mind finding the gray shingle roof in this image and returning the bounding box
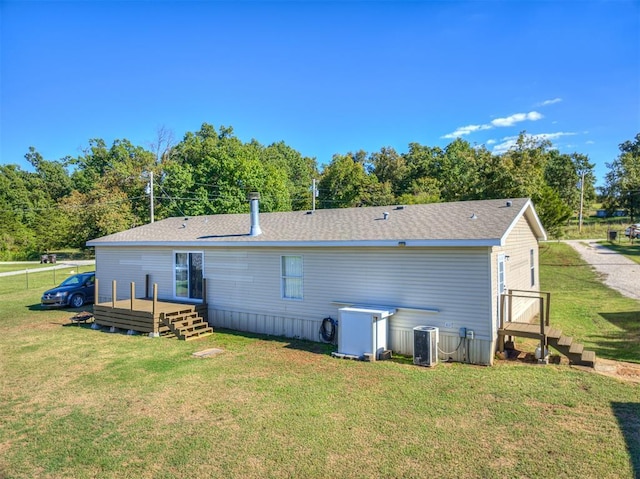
[87,198,546,248]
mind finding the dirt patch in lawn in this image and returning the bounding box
[586,358,640,384]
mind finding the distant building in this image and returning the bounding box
[595,209,627,218]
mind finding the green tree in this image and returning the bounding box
[533,185,573,238]
[602,133,640,220]
[437,139,492,201]
[318,152,393,208]
[262,141,318,211]
[369,147,407,198]
[488,132,550,199]
[24,147,74,201]
[161,123,291,217]
[544,151,595,214]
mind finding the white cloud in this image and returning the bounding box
[491,111,543,127]
[486,139,496,145]
[442,123,492,139]
[442,110,543,139]
[536,98,562,107]
[492,136,519,154]
[491,131,576,154]
[535,131,576,141]
[586,140,595,145]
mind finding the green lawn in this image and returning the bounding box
[0,247,638,479]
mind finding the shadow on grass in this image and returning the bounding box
[611,402,640,479]
[591,312,640,363]
[214,328,336,356]
[26,303,95,312]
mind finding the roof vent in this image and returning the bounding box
[506,200,512,207]
[395,205,405,210]
[248,192,262,237]
[470,213,478,220]
[383,212,389,220]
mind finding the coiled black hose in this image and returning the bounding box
[319,316,337,342]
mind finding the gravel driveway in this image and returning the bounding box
[564,240,640,301]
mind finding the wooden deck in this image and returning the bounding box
[92,278,212,339]
[94,299,209,335]
[499,321,560,341]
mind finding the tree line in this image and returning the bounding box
[1,122,637,260]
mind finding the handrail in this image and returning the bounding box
[500,289,551,332]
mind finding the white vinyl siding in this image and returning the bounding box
[281,255,303,300]
[497,215,542,325]
[206,247,493,357]
[94,247,175,302]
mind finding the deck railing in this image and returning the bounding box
[500,289,551,331]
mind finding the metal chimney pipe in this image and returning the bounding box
[248,192,262,236]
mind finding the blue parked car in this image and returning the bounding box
[41,272,95,308]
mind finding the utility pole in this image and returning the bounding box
[312,178,317,212]
[149,170,155,223]
[578,170,585,233]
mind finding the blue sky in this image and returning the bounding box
[1,1,638,186]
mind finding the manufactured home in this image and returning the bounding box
[87,197,547,365]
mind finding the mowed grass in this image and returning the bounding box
[540,242,640,363]
[0,251,639,479]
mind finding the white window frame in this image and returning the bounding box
[530,249,535,287]
[173,250,204,302]
[281,255,303,301]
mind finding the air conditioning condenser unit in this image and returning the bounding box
[413,326,439,367]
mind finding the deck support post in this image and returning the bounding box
[152,284,158,334]
[130,282,135,311]
[539,296,547,363]
[498,293,505,353]
[112,280,117,308]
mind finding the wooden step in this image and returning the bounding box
[178,326,214,340]
[166,313,199,324]
[183,329,213,341]
[580,350,596,367]
[556,336,573,347]
[546,327,563,340]
[172,318,205,329]
[568,342,584,355]
[176,323,209,334]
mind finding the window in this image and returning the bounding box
[281,256,303,300]
[530,249,535,287]
[175,252,203,300]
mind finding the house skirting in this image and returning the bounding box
[209,308,493,365]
